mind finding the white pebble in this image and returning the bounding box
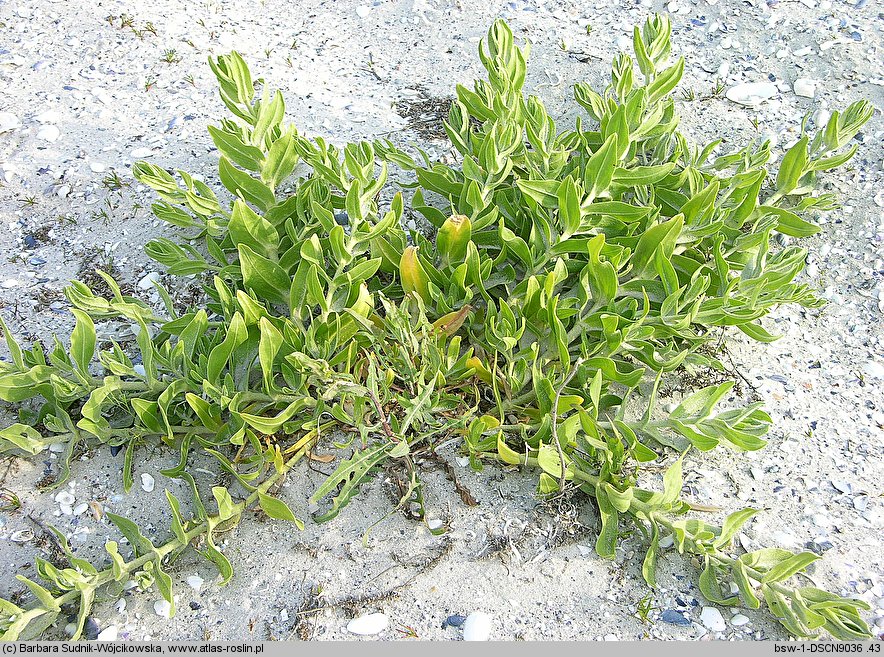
[186,575,204,591]
[55,491,75,505]
[700,606,727,632]
[346,613,389,636]
[153,600,172,618]
[279,608,289,623]
[793,78,817,98]
[462,611,492,641]
[36,125,61,142]
[355,5,371,17]
[725,82,778,108]
[130,147,154,158]
[90,162,107,173]
[96,625,118,641]
[427,518,444,530]
[140,473,156,493]
[73,503,89,516]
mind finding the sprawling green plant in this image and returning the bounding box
[0,16,874,640]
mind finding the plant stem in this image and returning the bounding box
[26,441,312,617]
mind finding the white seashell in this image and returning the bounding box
[140,473,155,492]
[725,82,778,108]
[10,529,34,542]
[731,614,750,627]
[355,6,371,17]
[73,503,89,516]
[55,491,75,505]
[462,611,492,641]
[130,147,154,158]
[154,599,172,618]
[186,575,204,591]
[700,606,726,632]
[346,613,389,636]
[96,625,118,641]
[0,112,19,133]
[137,272,161,291]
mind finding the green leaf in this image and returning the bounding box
[311,444,390,523]
[516,179,561,208]
[0,423,52,455]
[218,157,276,211]
[262,131,300,188]
[228,199,280,259]
[258,317,283,392]
[69,309,96,377]
[212,486,241,523]
[238,398,312,434]
[595,484,619,559]
[641,518,660,587]
[237,244,290,307]
[714,507,757,549]
[208,125,264,171]
[206,312,248,383]
[763,552,820,584]
[699,565,740,606]
[759,205,820,238]
[258,492,304,529]
[776,136,809,195]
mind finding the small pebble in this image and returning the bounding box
[793,78,817,98]
[661,609,691,626]
[346,612,389,636]
[140,473,156,493]
[130,147,154,158]
[355,6,371,17]
[442,614,467,629]
[84,617,100,640]
[462,611,492,641]
[36,125,61,142]
[55,491,75,505]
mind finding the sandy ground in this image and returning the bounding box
[0,0,882,642]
